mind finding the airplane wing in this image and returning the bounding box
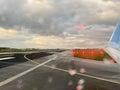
[73,22,120,64]
[105,22,120,64]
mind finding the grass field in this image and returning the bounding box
[0,48,65,53]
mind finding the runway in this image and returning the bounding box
[0,51,120,90]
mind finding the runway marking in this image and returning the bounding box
[0,55,57,87]
[112,75,120,78]
[0,54,13,57]
[43,65,120,85]
[24,54,40,65]
[0,57,15,61]
[24,52,120,85]
[84,71,120,79]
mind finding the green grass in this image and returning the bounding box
[0,49,65,53]
[0,49,41,53]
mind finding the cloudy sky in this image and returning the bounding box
[0,0,120,49]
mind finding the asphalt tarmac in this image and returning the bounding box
[0,51,120,90]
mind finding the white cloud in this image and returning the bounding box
[0,0,119,48]
[0,28,17,39]
[25,0,54,17]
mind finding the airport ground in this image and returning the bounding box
[0,51,119,90]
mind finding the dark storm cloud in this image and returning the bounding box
[0,0,64,35]
[0,0,119,48]
[0,0,119,36]
[0,0,26,28]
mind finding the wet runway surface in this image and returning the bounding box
[0,51,120,90]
